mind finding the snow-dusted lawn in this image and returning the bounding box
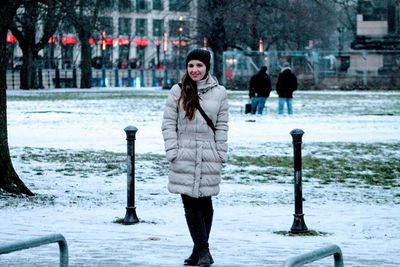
[1,88,399,266]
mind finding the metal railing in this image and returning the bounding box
[0,233,69,267]
[283,244,344,267]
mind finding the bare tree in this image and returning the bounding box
[0,0,34,195]
[9,0,62,89]
[195,0,341,80]
[60,0,100,88]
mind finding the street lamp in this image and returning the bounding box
[337,27,344,56]
[162,32,169,89]
[178,16,184,70]
[258,38,264,52]
[203,37,208,49]
[176,16,184,81]
[101,31,107,87]
[154,39,161,67]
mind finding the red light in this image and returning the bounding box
[62,36,77,45]
[6,34,17,43]
[118,37,130,45]
[135,38,149,47]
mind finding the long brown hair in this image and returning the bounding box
[179,73,199,120]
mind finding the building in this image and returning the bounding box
[350,0,400,74]
[7,0,199,70]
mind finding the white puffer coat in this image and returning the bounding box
[161,75,229,198]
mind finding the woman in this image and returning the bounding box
[162,48,229,266]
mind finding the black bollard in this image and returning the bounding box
[290,129,308,233]
[127,66,132,87]
[55,68,61,88]
[12,69,15,89]
[38,68,44,89]
[123,126,139,224]
[101,66,106,87]
[114,68,119,87]
[72,67,77,88]
[140,69,144,87]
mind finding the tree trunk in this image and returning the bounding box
[0,6,34,195]
[80,35,92,88]
[19,48,38,89]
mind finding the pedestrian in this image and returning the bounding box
[248,65,272,114]
[161,48,229,267]
[276,62,298,115]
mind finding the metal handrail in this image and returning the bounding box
[283,244,344,267]
[0,233,68,267]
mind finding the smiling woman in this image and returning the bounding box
[162,48,229,267]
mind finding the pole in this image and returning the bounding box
[114,67,119,87]
[55,66,61,88]
[72,66,77,88]
[37,68,44,89]
[290,128,308,233]
[123,126,139,224]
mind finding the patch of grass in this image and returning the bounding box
[273,230,330,236]
[12,142,400,192]
[227,142,400,188]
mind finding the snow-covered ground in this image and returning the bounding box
[1,87,400,266]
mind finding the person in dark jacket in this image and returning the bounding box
[248,66,272,114]
[276,62,298,115]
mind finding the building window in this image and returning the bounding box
[153,20,163,37]
[136,19,147,36]
[169,20,188,37]
[136,0,148,12]
[153,0,163,10]
[100,0,115,11]
[119,18,132,36]
[359,0,387,21]
[169,0,189,11]
[118,0,132,12]
[99,17,114,35]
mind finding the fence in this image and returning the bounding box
[6,67,183,90]
[222,49,400,90]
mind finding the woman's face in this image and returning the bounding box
[187,60,207,81]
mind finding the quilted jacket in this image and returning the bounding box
[161,75,229,198]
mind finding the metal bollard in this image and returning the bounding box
[123,126,139,224]
[101,66,106,87]
[12,69,15,89]
[140,69,144,87]
[72,67,77,88]
[127,66,132,87]
[114,68,119,87]
[289,129,308,233]
[55,68,61,88]
[37,68,44,89]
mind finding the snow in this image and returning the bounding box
[1,87,400,266]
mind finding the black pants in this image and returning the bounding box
[181,194,213,214]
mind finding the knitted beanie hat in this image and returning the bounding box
[185,48,211,72]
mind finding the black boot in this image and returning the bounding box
[203,209,214,265]
[183,246,198,266]
[184,212,212,267]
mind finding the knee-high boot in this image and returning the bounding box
[184,212,212,267]
[184,210,214,266]
[203,209,214,264]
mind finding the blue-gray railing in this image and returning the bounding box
[283,244,344,267]
[0,233,69,267]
